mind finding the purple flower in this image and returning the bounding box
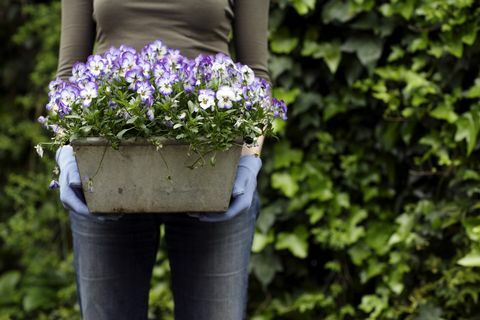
[80,82,98,107]
[37,115,46,124]
[155,77,173,96]
[194,54,214,82]
[71,62,89,80]
[119,45,137,54]
[125,67,145,89]
[135,81,154,106]
[87,55,106,77]
[108,100,118,109]
[118,51,137,76]
[141,40,167,63]
[272,98,288,120]
[58,86,79,115]
[146,108,154,121]
[49,179,60,189]
[48,78,65,97]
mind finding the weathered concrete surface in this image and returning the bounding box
[71,137,243,214]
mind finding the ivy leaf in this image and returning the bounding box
[273,141,303,169]
[23,287,56,312]
[272,87,301,105]
[252,230,274,253]
[414,304,445,320]
[457,251,480,267]
[462,217,480,242]
[466,79,480,98]
[301,40,342,73]
[430,104,458,123]
[322,0,355,24]
[275,225,309,258]
[271,172,299,197]
[271,28,299,54]
[269,56,294,79]
[250,248,283,288]
[0,271,21,305]
[291,0,316,15]
[454,111,480,155]
[341,35,383,67]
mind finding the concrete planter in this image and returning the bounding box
[70,137,243,214]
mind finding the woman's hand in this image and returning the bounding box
[55,145,90,215]
[188,155,262,222]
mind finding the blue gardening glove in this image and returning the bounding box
[55,145,90,215]
[188,155,262,222]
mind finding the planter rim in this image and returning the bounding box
[70,136,245,146]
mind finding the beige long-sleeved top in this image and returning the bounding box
[55,0,271,86]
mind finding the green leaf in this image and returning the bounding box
[271,28,299,54]
[126,116,138,124]
[322,0,355,24]
[414,304,445,320]
[430,104,458,123]
[341,35,383,66]
[455,111,480,155]
[301,40,342,73]
[306,206,325,224]
[462,22,478,46]
[291,0,316,15]
[23,287,56,312]
[275,225,309,258]
[252,230,274,253]
[272,87,301,105]
[271,172,299,197]
[0,271,21,305]
[273,141,303,169]
[116,128,131,139]
[250,248,283,287]
[457,251,480,267]
[463,217,480,242]
[466,79,480,98]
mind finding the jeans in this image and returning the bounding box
[68,189,261,320]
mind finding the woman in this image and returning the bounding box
[54,0,271,319]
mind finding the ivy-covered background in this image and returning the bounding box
[2,0,480,319]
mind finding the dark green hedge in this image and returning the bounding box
[1,0,480,319]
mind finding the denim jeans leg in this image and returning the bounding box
[68,210,160,320]
[163,189,261,320]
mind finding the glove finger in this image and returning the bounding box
[64,161,82,187]
[56,145,74,165]
[197,194,250,222]
[231,168,249,197]
[60,187,90,215]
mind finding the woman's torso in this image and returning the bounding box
[92,0,235,59]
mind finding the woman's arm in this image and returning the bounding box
[233,0,271,157]
[56,0,96,81]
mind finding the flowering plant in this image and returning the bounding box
[36,40,287,166]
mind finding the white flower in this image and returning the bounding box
[212,61,227,76]
[241,65,255,85]
[87,55,105,77]
[198,89,215,110]
[34,144,43,158]
[80,82,98,107]
[46,100,59,115]
[216,86,235,109]
[232,86,243,102]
